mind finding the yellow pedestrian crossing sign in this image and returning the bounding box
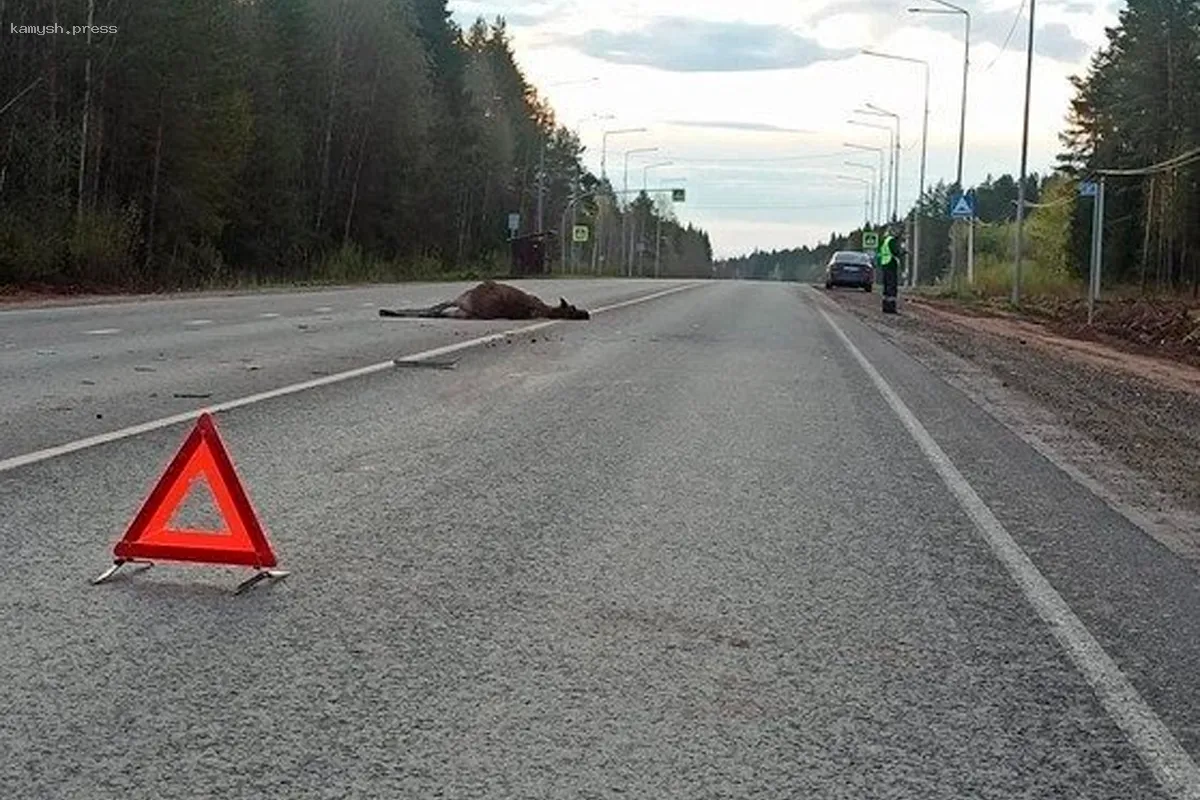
[572,225,589,243]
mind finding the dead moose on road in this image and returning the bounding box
[379,281,591,321]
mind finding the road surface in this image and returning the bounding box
[2,279,1199,798]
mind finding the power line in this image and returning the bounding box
[982,0,1027,72]
[1094,146,1200,177]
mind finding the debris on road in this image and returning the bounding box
[394,358,458,370]
[173,392,213,399]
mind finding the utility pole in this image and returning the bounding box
[536,141,546,233]
[1013,0,1036,305]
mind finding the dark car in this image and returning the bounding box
[824,251,874,292]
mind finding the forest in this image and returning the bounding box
[0,0,713,291]
[721,0,1200,297]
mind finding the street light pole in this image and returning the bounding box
[848,120,894,223]
[1013,0,1036,305]
[623,147,659,197]
[844,162,878,224]
[643,160,673,193]
[536,77,599,233]
[596,127,646,274]
[861,49,929,286]
[860,103,902,220]
[622,147,659,276]
[600,127,646,183]
[908,2,968,190]
[909,2,969,284]
[639,161,671,277]
[844,143,885,225]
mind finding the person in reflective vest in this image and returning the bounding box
[877,228,905,314]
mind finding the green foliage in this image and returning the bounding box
[1059,0,1200,292]
[0,0,711,290]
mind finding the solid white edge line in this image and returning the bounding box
[0,282,702,473]
[816,302,1200,800]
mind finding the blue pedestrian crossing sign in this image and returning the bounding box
[1079,181,1098,197]
[949,193,975,219]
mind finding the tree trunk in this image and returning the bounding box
[342,62,381,246]
[315,0,347,235]
[46,0,59,196]
[90,82,105,211]
[1140,177,1154,294]
[144,106,165,276]
[0,125,14,201]
[75,0,96,225]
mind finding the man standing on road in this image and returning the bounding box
[878,227,905,314]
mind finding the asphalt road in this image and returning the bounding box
[3,279,1200,798]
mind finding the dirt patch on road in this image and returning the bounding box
[819,286,1200,564]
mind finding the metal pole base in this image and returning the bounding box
[234,569,290,595]
[92,559,154,585]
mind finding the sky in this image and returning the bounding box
[447,0,1125,258]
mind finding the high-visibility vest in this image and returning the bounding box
[879,235,894,267]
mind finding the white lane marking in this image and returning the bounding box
[817,304,1200,800]
[361,302,375,308]
[84,328,120,335]
[314,306,333,313]
[0,282,702,473]
[259,312,281,319]
[184,319,213,327]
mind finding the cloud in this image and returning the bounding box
[827,0,1094,64]
[569,18,857,72]
[664,120,816,134]
[1035,22,1092,61]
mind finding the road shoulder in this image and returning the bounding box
[814,284,1200,568]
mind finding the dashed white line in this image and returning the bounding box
[84,328,120,335]
[184,319,213,327]
[0,282,702,474]
[817,303,1200,800]
[314,306,333,313]
[259,312,281,319]
[360,302,375,308]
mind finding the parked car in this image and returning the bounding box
[824,251,874,292]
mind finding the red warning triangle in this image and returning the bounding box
[113,413,277,568]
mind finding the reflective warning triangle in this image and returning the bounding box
[112,413,277,568]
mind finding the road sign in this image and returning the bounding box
[949,193,975,219]
[1079,181,1098,197]
[572,225,589,243]
[507,212,520,233]
[862,231,879,250]
[672,188,686,203]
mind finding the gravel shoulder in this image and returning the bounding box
[819,285,1200,566]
